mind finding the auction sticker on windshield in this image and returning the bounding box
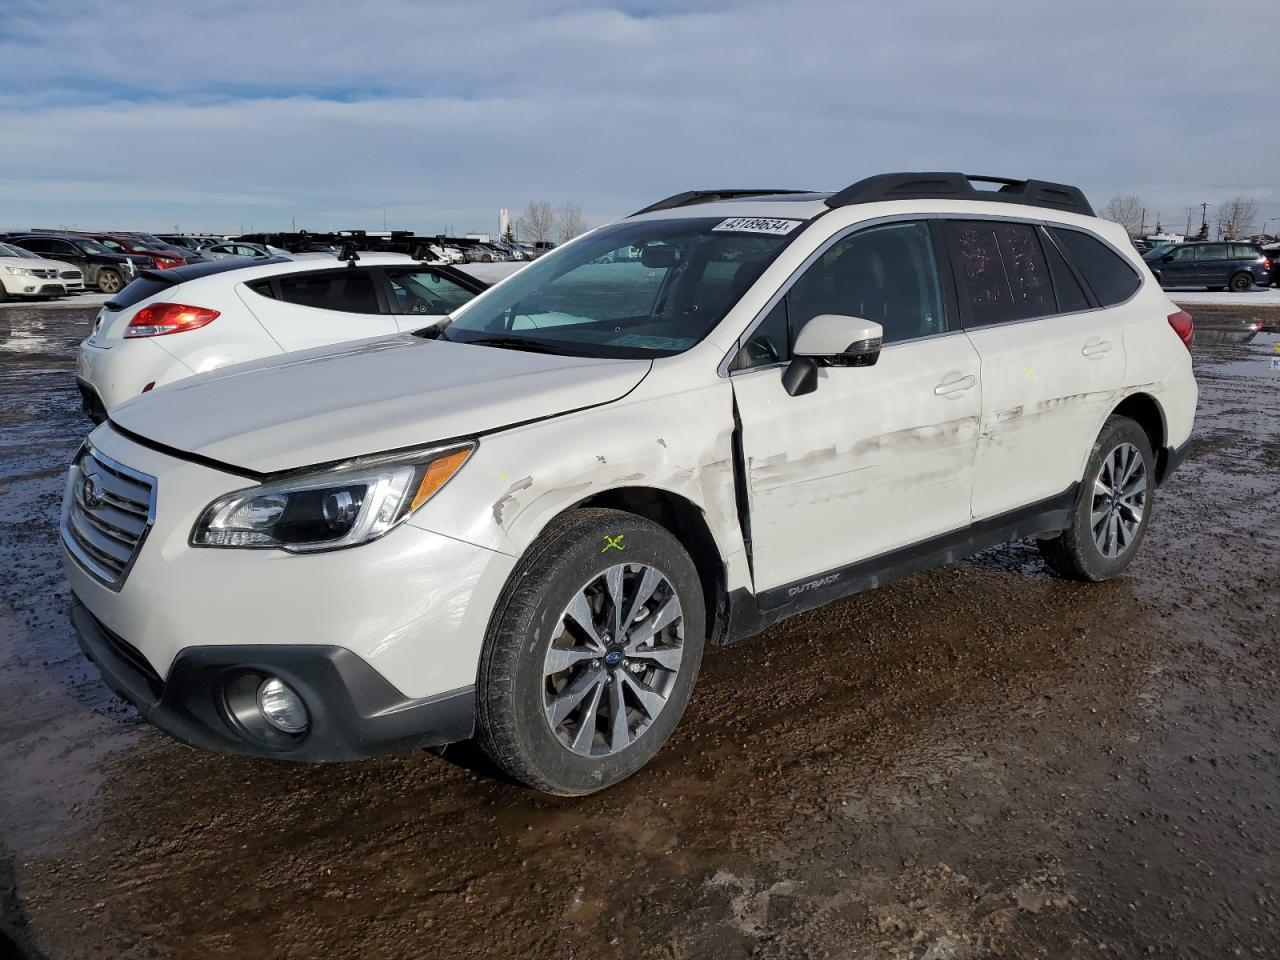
[712,217,802,236]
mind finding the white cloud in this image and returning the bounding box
[1,0,1275,233]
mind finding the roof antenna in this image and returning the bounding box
[338,241,360,267]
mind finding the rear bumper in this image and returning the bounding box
[76,378,107,424]
[71,595,475,761]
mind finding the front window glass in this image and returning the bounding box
[74,239,113,255]
[387,270,476,314]
[438,217,802,358]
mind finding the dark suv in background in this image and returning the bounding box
[3,234,142,293]
[1144,241,1271,292]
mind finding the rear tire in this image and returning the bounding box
[1228,272,1253,292]
[477,508,705,795]
[97,269,123,294]
[1039,416,1155,582]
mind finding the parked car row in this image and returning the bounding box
[64,172,1198,796]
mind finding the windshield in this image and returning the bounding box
[438,216,804,358]
[74,239,113,255]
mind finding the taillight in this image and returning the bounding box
[1167,310,1194,351]
[125,303,219,338]
[1265,258,1273,272]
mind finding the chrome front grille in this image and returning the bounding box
[32,268,57,279]
[61,445,156,588]
[61,270,82,280]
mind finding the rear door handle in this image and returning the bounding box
[1082,339,1112,358]
[934,374,976,397]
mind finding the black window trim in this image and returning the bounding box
[1043,222,1144,312]
[244,265,391,316]
[721,214,962,377]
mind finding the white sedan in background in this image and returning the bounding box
[75,253,489,420]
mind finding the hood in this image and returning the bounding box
[109,333,651,473]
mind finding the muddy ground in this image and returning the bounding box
[0,301,1276,959]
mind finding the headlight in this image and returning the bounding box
[2,266,34,277]
[191,443,473,551]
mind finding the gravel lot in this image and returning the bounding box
[1,302,1277,959]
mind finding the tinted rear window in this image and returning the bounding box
[107,276,172,311]
[1049,228,1140,306]
[1039,226,1090,313]
[944,220,1055,327]
[274,270,380,313]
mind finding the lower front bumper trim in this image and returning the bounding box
[71,595,475,761]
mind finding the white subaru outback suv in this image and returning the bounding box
[62,173,1197,795]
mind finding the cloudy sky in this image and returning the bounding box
[2,0,1276,237]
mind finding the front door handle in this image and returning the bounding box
[934,374,976,397]
[1082,339,1113,358]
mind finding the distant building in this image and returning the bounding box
[499,208,511,240]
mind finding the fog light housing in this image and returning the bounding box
[256,677,309,734]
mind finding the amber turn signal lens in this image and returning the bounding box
[410,449,472,511]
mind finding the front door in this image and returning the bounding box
[731,220,981,593]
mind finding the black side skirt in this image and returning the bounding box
[723,484,1078,643]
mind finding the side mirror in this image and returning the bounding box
[1161,254,1174,263]
[781,314,883,397]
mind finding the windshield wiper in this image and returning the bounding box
[448,334,570,355]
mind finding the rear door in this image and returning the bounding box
[1195,243,1230,286]
[381,266,486,332]
[238,267,397,350]
[948,219,1126,521]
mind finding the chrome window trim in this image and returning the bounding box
[719,214,953,377]
[719,212,1147,376]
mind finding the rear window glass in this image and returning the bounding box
[1229,244,1258,259]
[1039,228,1090,313]
[273,270,380,313]
[1049,228,1141,306]
[944,220,1055,327]
[107,276,172,310]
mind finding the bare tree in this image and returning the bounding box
[517,201,556,245]
[555,202,587,244]
[1218,196,1258,239]
[1102,194,1145,237]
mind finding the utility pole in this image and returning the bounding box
[1140,208,1146,235]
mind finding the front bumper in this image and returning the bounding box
[71,595,475,760]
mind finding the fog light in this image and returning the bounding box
[256,677,309,734]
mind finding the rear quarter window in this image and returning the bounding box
[1048,228,1141,306]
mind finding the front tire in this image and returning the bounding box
[1039,416,1156,582]
[1228,272,1253,292]
[477,508,705,795]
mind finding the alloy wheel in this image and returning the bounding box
[542,563,684,757]
[1091,442,1147,559]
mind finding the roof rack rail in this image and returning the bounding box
[825,172,1095,217]
[631,189,813,217]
